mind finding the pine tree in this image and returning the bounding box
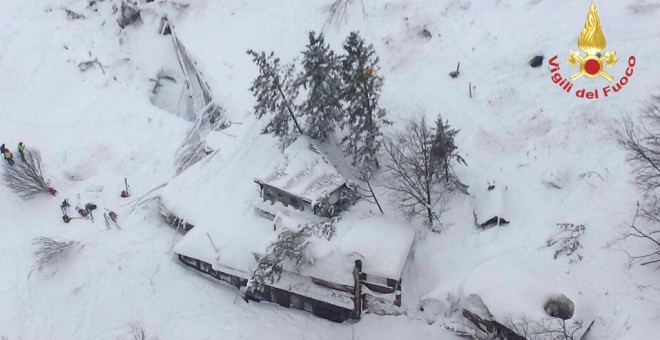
[340,32,386,178]
[430,114,467,190]
[300,32,343,142]
[247,50,303,148]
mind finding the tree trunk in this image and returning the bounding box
[274,81,303,135]
[365,180,384,214]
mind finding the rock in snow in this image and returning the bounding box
[544,294,575,320]
[529,55,544,68]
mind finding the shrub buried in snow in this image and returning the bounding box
[29,237,82,278]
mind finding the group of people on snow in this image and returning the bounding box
[1,142,26,166]
[60,198,98,223]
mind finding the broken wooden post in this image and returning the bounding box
[352,260,363,320]
[121,178,130,198]
[450,62,461,78]
[462,309,525,340]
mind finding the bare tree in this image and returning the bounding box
[615,97,660,217]
[545,223,586,264]
[129,323,147,340]
[614,96,660,266]
[383,116,446,227]
[29,237,82,278]
[3,149,50,199]
[324,0,366,29]
[505,315,583,340]
[617,202,660,266]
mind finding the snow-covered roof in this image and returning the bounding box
[300,216,416,286]
[172,211,415,285]
[254,136,347,203]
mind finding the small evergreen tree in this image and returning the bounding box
[247,50,303,148]
[247,218,338,293]
[430,114,467,191]
[340,32,386,178]
[247,228,308,293]
[300,32,343,142]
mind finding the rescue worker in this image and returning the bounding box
[61,199,71,215]
[17,142,25,162]
[3,149,14,166]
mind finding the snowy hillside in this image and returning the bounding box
[1,0,659,339]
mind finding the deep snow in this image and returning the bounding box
[1,0,659,339]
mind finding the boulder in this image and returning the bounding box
[529,55,544,68]
[544,294,575,320]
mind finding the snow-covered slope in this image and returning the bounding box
[1,0,659,339]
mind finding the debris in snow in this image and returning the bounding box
[449,62,460,78]
[116,0,142,29]
[478,216,510,229]
[149,69,177,95]
[159,202,195,232]
[542,180,562,189]
[103,213,112,230]
[543,294,575,320]
[462,309,525,340]
[464,294,493,320]
[29,237,82,278]
[627,1,660,14]
[159,16,171,35]
[78,58,105,74]
[64,8,85,20]
[545,223,585,263]
[529,55,544,68]
[418,27,432,39]
[364,294,405,316]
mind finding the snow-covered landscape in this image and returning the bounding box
[1,0,660,339]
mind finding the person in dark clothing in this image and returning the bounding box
[0,144,6,155]
[60,199,71,215]
[17,142,25,162]
[85,203,97,221]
